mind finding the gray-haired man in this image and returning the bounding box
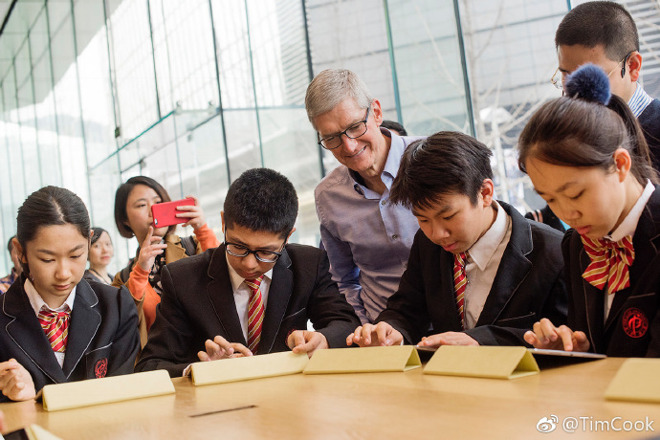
[305,69,422,324]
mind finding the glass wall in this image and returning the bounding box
[387,0,473,136]
[458,0,568,211]
[0,0,659,273]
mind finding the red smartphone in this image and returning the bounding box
[151,197,196,228]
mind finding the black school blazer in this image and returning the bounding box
[0,277,140,401]
[135,244,360,377]
[564,186,660,357]
[377,201,568,346]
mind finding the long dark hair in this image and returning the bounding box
[518,94,657,185]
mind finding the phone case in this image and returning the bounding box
[151,197,195,228]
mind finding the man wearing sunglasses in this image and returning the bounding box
[553,1,660,169]
[136,168,359,377]
[305,69,423,325]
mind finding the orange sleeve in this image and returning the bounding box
[126,264,150,301]
[193,223,220,252]
[127,264,161,330]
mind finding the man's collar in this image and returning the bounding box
[628,83,653,118]
[381,127,403,179]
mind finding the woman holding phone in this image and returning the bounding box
[113,176,219,346]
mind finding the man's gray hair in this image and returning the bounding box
[305,69,373,125]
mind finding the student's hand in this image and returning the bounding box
[417,332,479,348]
[0,359,36,401]
[176,196,206,230]
[287,330,328,356]
[137,226,167,272]
[524,318,590,352]
[346,322,403,347]
[197,336,253,362]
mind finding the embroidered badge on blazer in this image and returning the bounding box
[95,358,108,378]
[622,308,649,339]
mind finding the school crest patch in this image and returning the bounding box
[95,358,108,378]
[622,307,648,339]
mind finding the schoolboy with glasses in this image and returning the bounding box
[135,168,360,377]
[553,1,660,170]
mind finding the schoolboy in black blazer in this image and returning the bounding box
[136,169,359,377]
[378,202,567,346]
[136,243,359,377]
[349,132,567,348]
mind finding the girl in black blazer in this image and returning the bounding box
[518,64,660,357]
[0,186,139,401]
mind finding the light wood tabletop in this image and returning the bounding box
[0,357,658,439]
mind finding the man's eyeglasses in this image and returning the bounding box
[224,231,287,263]
[550,67,564,90]
[318,107,370,150]
[550,51,634,90]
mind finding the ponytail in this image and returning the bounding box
[518,64,658,184]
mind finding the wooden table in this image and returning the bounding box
[0,358,658,439]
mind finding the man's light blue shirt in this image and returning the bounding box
[629,83,653,118]
[314,128,422,323]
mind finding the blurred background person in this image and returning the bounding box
[84,227,115,285]
[380,119,408,136]
[0,236,22,294]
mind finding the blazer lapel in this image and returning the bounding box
[476,203,532,326]
[259,249,293,354]
[3,279,67,383]
[206,246,247,346]
[604,199,660,331]
[62,281,101,379]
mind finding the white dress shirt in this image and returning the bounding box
[463,201,512,329]
[182,264,275,377]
